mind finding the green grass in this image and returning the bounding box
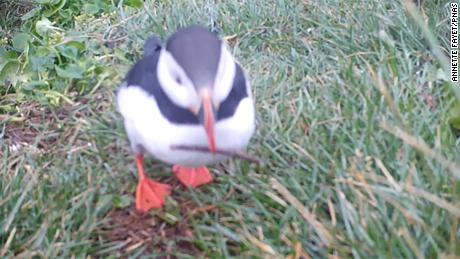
[1,0,459,257]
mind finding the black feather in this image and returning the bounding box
[125,48,199,124]
[143,35,163,57]
[217,64,248,120]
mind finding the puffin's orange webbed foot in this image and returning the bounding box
[135,154,171,212]
[172,165,213,188]
[136,177,171,212]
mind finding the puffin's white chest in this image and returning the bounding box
[117,86,255,166]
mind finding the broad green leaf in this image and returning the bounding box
[12,33,31,51]
[30,55,55,72]
[66,41,86,51]
[0,61,20,81]
[83,3,100,14]
[55,64,84,79]
[34,46,55,57]
[58,45,78,60]
[58,8,72,20]
[5,51,18,59]
[98,1,113,12]
[0,51,18,64]
[124,0,143,8]
[23,80,49,91]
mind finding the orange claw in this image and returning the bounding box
[172,165,213,188]
[135,154,171,212]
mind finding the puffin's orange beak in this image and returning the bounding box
[200,90,216,153]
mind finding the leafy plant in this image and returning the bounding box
[0,0,140,103]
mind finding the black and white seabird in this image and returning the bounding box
[117,26,255,212]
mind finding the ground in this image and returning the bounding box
[1,0,459,258]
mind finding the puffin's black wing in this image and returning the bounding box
[217,64,249,120]
[166,26,221,89]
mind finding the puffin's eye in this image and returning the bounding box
[175,77,182,85]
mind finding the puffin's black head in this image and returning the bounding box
[166,26,221,92]
[156,25,237,153]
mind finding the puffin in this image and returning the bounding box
[117,25,255,212]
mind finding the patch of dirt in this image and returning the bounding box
[0,1,34,33]
[98,188,217,258]
[1,101,89,155]
[2,103,41,143]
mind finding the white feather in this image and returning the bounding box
[213,44,236,104]
[157,50,198,109]
[117,85,255,166]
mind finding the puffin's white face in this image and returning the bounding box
[157,49,199,110]
[156,43,236,113]
[156,40,237,152]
